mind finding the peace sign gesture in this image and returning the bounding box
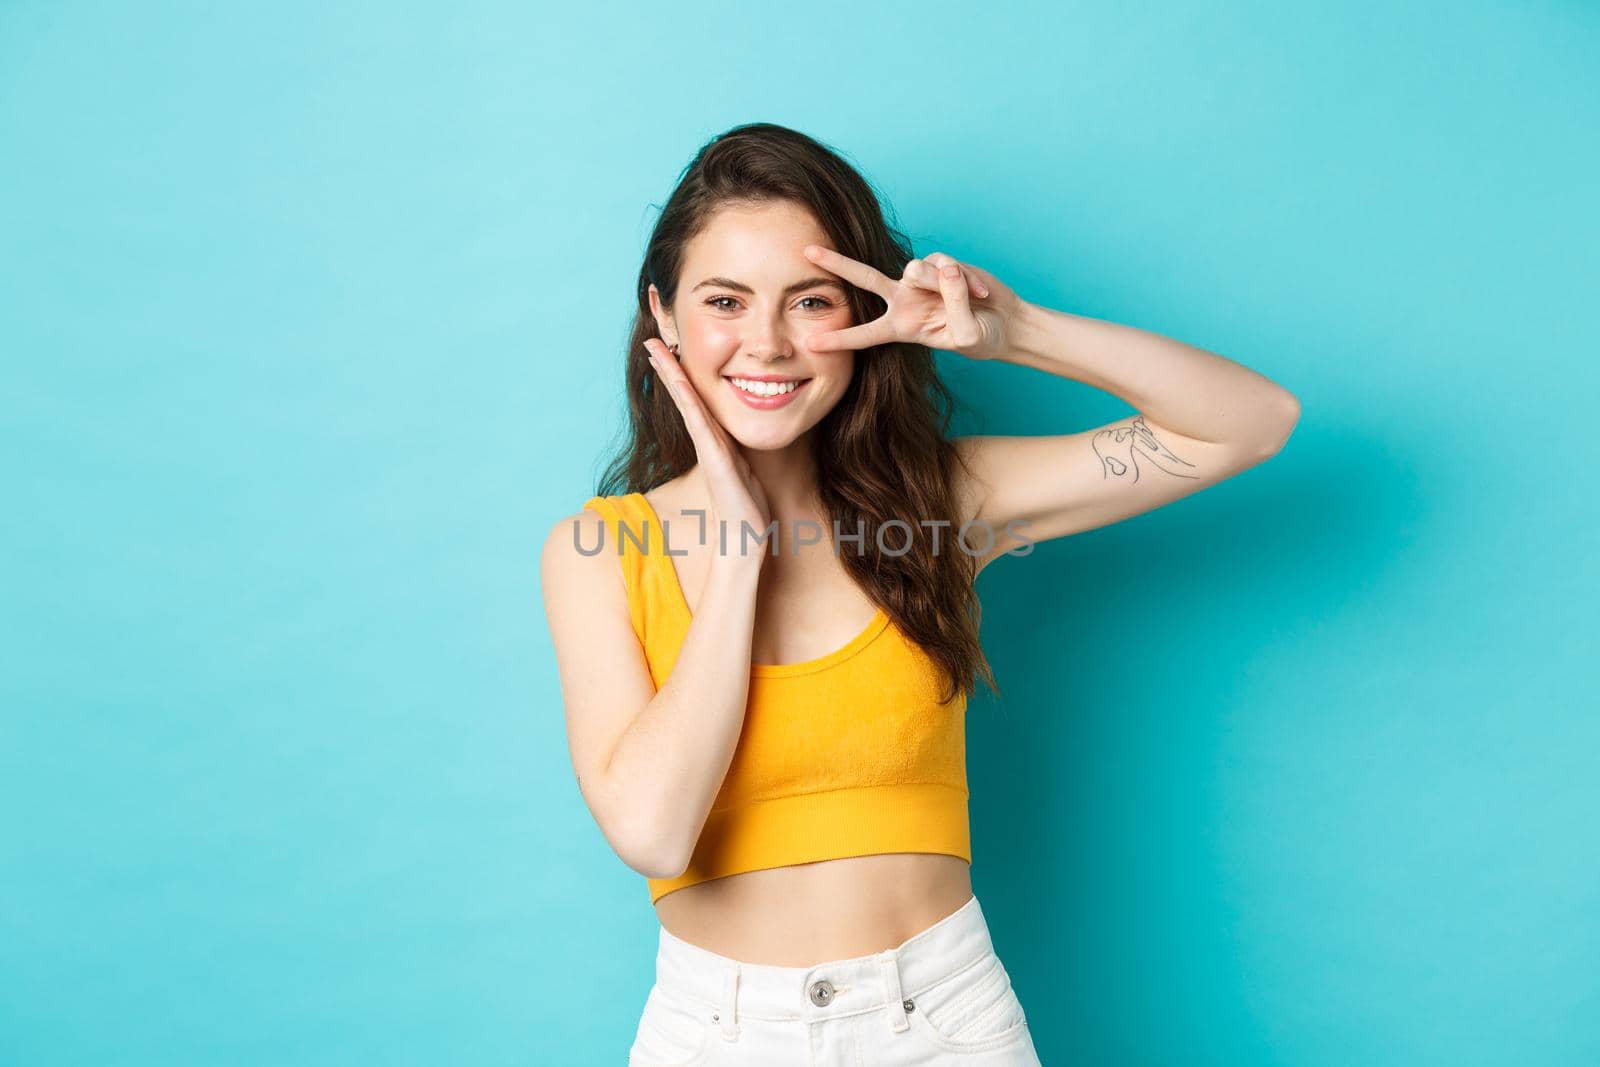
[801,244,1020,361]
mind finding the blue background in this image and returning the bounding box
[3,2,1596,1064]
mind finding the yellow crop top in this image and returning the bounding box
[582,492,971,904]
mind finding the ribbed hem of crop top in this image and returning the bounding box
[647,782,971,904]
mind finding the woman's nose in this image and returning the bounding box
[741,306,798,360]
[745,329,794,361]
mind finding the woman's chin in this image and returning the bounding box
[729,430,801,452]
[721,418,808,453]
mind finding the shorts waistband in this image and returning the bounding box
[652,894,993,1031]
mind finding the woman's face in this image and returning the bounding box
[648,200,857,452]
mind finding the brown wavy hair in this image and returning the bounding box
[595,121,997,704]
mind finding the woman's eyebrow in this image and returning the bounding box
[690,275,846,296]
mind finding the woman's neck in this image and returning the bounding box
[700,438,822,522]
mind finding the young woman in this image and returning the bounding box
[542,123,1299,1065]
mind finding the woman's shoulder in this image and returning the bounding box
[541,501,609,574]
[552,477,692,559]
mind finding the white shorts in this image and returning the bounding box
[628,893,1042,1065]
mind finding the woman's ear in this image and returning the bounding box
[646,284,678,348]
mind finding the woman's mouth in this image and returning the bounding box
[725,376,812,410]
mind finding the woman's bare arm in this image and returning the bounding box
[542,506,764,880]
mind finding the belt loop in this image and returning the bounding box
[718,961,740,1041]
[879,952,910,1033]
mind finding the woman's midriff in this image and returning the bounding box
[652,853,975,966]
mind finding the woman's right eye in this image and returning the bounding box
[706,296,739,310]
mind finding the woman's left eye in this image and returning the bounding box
[797,296,834,311]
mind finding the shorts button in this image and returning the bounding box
[809,979,835,1006]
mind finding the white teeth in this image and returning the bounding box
[729,377,803,397]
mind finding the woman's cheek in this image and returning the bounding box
[692,321,740,351]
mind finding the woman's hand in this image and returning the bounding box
[801,244,1023,362]
[643,338,773,566]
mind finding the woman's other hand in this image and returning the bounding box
[643,338,773,567]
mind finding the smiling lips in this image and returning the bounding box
[725,375,813,409]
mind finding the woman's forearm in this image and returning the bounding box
[601,552,764,880]
[1005,300,1300,450]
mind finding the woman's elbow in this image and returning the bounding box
[607,814,690,882]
